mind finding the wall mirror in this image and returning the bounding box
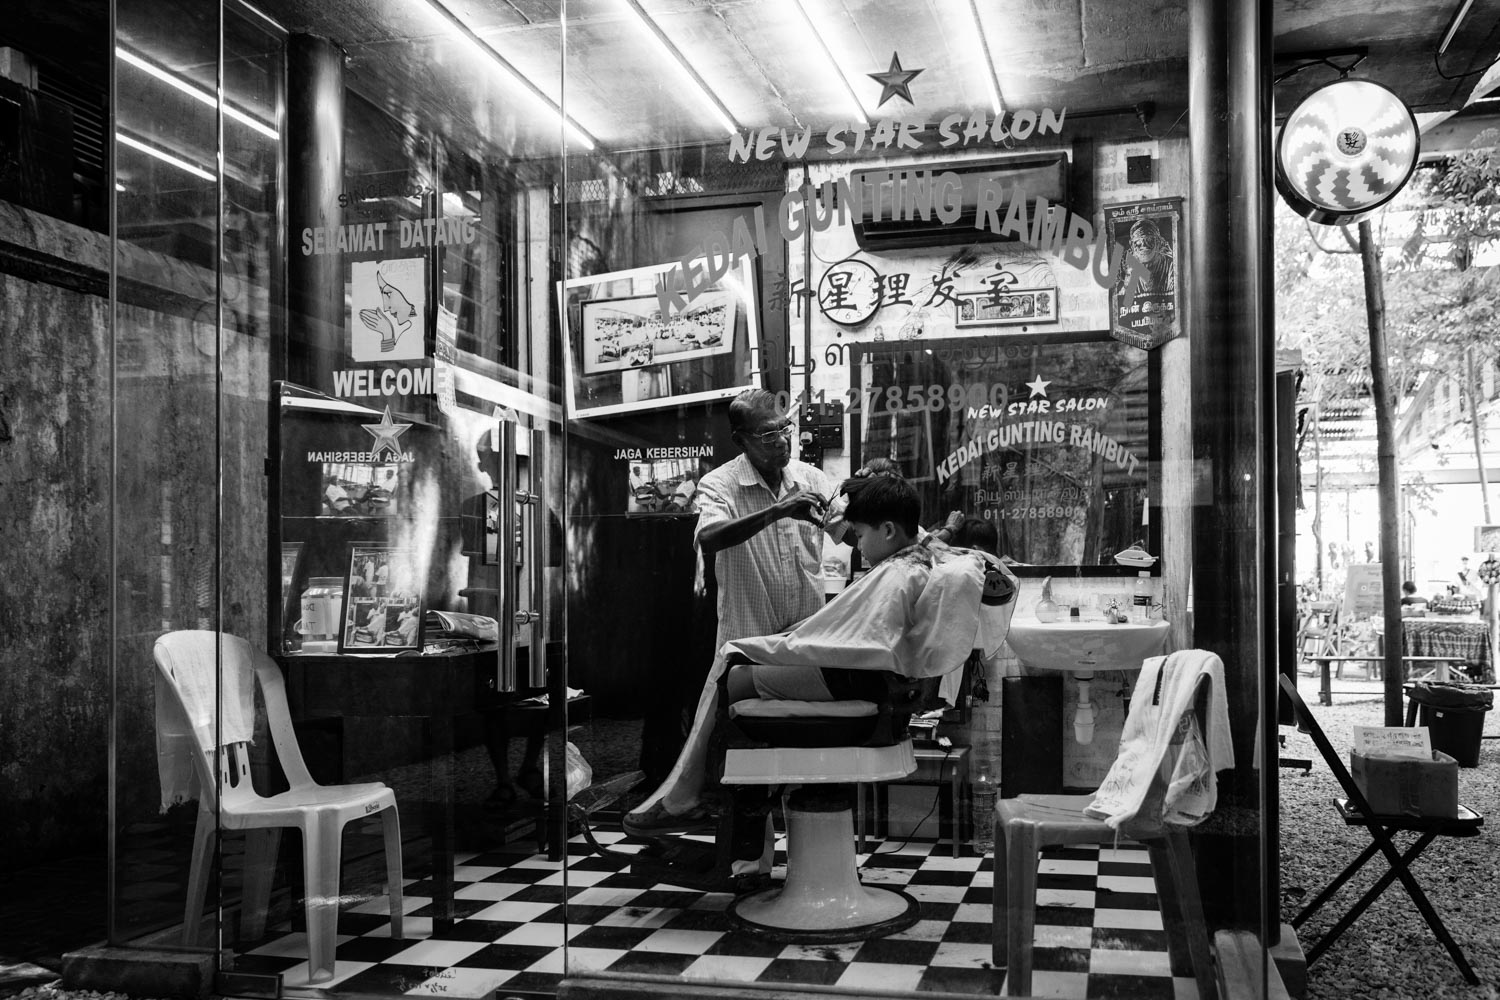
[850,332,1160,575]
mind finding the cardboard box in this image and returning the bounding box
[1351,750,1458,818]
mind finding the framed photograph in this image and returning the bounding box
[1104,198,1183,350]
[954,287,1058,328]
[559,257,761,418]
[581,290,736,375]
[338,544,424,654]
[349,256,427,363]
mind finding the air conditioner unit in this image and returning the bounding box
[848,152,1071,252]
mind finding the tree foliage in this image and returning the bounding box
[1277,133,1500,429]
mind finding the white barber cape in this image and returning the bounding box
[728,542,1015,688]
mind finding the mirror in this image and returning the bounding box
[851,332,1159,575]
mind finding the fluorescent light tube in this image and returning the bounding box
[117,131,215,181]
[621,0,739,136]
[421,0,598,150]
[967,0,1005,115]
[790,0,869,121]
[116,47,278,139]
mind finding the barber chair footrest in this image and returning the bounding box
[726,787,920,943]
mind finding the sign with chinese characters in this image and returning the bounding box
[850,333,1158,574]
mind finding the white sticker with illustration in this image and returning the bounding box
[351,257,425,362]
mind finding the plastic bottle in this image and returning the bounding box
[971,757,998,854]
[1133,571,1153,610]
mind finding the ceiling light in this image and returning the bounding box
[116,47,278,139]
[117,131,215,181]
[1439,0,1476,56]
[621,0,739,136]
[790,0,869,121]
[419,0,597,150]
[967,0,1004,116]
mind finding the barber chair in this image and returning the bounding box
[711,655,940,942]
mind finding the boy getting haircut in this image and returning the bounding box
[841,473,920,537]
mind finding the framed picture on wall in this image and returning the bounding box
[1104,198,1183,350]
[954,287,1058,328]
[339,544,424,654]
[559,257,762,418]
[348,256,428,363]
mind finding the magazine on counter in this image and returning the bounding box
[423,610,500,649]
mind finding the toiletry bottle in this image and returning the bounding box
[1133,571,1152,610]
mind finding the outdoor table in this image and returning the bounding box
[1401,617,1491,683]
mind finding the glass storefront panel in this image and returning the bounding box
[556,3,1269,999]
[112,0,281,949]
[110,1,1274,998]
[112,0,573,995]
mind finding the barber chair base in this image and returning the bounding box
[727,788,920,943]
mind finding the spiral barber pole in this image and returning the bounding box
[1275,79,1420,225]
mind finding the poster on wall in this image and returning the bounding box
[850,332,1159,574]
[350,256,427,362]
[339,544,424,653]
[559,258,761,418]
[1342,563,1383,620]
[1104,198,1182,351]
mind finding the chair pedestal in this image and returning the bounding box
[728,786,918,943]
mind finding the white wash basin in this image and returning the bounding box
[1006,619,1170,673]
[1005,619,1170,744]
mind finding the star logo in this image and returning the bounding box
[1025,376,1052,398]
[867,52,923,107]
[362,405,413,461]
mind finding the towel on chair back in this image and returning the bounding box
[1084,649,1234,830]
[154,631,258,812]
[727,543,1011,683]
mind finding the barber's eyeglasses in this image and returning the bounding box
[746,423,794,445]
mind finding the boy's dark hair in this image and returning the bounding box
[1402,580,1418,595]
[951,517,999,556]
[842,474,920,537]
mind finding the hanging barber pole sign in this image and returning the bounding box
[1275,79,1420,225]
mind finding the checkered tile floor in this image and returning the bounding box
[231,831,1198,999]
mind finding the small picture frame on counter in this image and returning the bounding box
[339,544,424,654]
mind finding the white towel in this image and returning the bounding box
[154,631,257,812]
[1084,649,1235,830]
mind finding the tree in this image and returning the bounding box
[1278,133,1500,721]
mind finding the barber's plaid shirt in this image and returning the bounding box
[694,454,836,650]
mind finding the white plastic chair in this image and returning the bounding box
[154,631,403,983]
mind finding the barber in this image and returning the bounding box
[695,389,840,651]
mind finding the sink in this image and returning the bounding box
[1006,619,1170,673]
[1006,619,1170,744]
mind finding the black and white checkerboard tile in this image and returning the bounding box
[231,832,1198,998]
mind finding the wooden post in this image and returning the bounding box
[1358,220,1405,726]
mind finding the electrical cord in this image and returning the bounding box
[1433,49,1496,81]
[866,745,955,857]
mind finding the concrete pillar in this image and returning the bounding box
[1188,0,1275,934]
[285,33,344,391]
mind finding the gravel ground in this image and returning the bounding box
[1281,680,1500,1000]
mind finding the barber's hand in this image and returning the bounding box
[775,487,828,526]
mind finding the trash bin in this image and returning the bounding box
[1408,681,1493,768]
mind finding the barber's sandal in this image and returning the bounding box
[622,800,715,837]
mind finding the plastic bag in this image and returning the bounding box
[565,741,592,800]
